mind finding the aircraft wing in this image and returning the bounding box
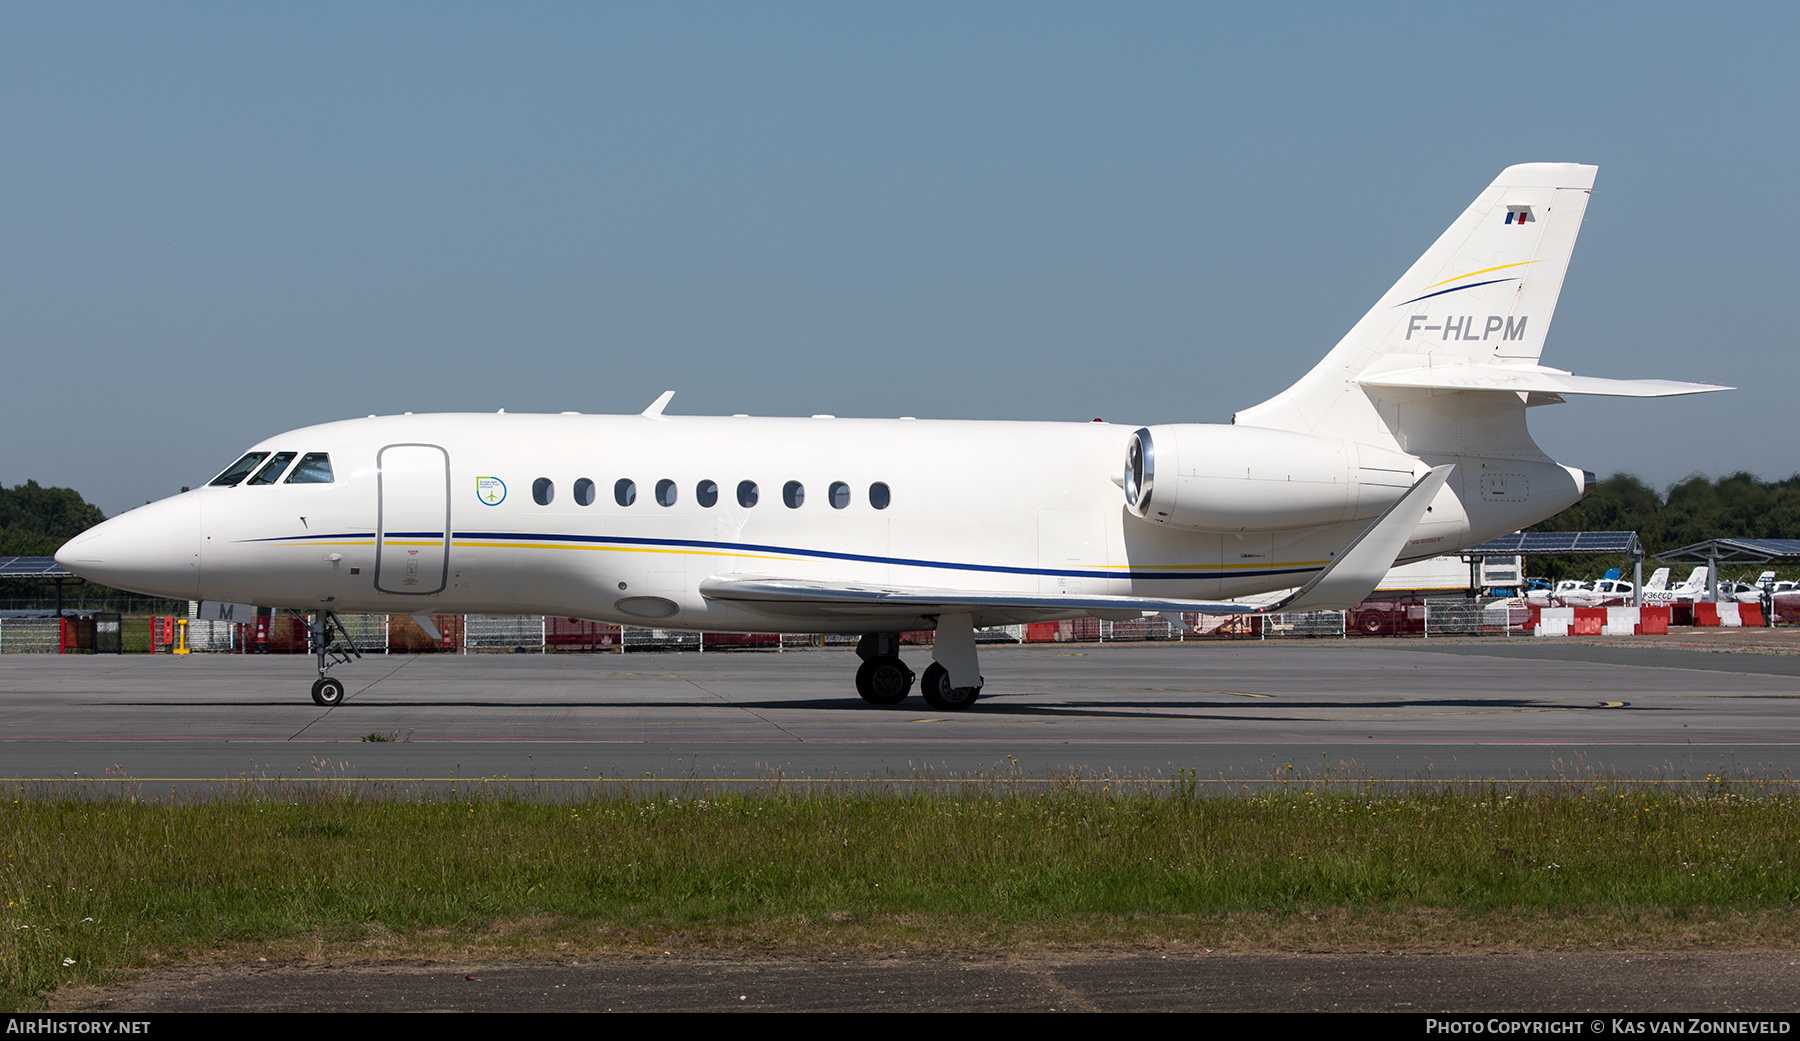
[703,465,1457,625]
[697,575,1266,623]
[1263,464,1454,611]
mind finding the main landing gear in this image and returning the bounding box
[854,633,914,705]
[852,614,985,710]
[300,609,362,706]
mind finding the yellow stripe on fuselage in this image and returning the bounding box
[263,535,1329,576]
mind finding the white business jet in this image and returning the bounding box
[57,164,1727,708]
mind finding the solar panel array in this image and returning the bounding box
[0,557,76,578]
[1466,531,1641,557]
[1656,538,1800,563]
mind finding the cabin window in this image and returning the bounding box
[247,452,297,486]
[737,480,758,508]
[615,479,637,507]
[783,481,805,509]
[828,481,850,509]
[655,479,678,507]
[533,478,555,505]
[869,482,891,510]
[696,480,718,508]
[573,478,595,506]
[285,453,334,484]
[209,452,268,488]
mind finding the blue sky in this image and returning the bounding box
[3,3,1795,516]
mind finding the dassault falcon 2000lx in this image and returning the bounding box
[59,164,1727,709]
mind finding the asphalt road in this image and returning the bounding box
[3,635,1798,790]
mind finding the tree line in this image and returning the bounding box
[1523,472,1800,584]
[1530,472,1800,555]
[0,481,110,601]
[0,480,106,557]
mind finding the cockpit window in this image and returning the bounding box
[285,453,334,484]
[247,452,297,486]
[209,452,269,487]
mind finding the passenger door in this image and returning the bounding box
[376,443,450,595]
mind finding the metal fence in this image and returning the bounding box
[1263,610,1350,638]
[0,618,60,653]
[1,598,1543,654]
[1422,596,1523,637]
[465,614,546,651]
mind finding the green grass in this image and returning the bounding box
[8,781,1800,1009]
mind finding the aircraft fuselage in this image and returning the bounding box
[62,411,1583,632]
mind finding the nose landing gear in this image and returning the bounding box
[301,610,362,706]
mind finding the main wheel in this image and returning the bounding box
[919,662,980,711]
[311,676,345,707]
[855,656,914,705]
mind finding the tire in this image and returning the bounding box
[919,662,980,711]
[1357,613,1386,636]
[855,657,914,705]
[311,676,346,707]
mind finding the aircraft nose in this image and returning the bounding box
[55,493,202,600]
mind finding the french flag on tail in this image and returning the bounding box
[1505,205,1535,225]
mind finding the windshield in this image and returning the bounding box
[208,452,269,487]
[285,453,334,484]
[246,452,297,485]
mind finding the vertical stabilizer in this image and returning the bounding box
[1235,164,1597,451]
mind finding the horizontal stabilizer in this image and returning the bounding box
[1358,363,1730,398]
[1270,464,1456,612]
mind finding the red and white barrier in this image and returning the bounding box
[1535,607,1572,636]
[1536,601,1759,635]
[1693,602,1751,627]
[1603,607,1640,636]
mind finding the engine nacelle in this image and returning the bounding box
[1123,424,1421,533]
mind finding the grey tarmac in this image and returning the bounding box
[3,633,1800,790]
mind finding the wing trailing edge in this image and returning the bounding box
[701,467,1457,623]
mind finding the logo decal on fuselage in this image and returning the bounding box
[476,476,506,505]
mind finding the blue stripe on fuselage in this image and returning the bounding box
[239,529,1323,583]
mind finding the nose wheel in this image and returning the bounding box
[311,676,346,706]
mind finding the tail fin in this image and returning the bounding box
[1236,163,1598,449]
